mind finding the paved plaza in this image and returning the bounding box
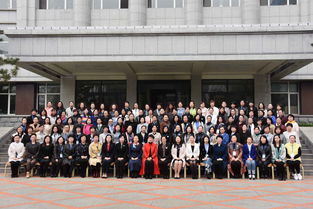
[0,176,313,209]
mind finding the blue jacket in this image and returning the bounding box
[243,144,257,163]
[221,133,230,145]
[213,143,228,168]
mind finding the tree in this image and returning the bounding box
[0,56,19,81]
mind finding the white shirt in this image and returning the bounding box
[8,142,25,162]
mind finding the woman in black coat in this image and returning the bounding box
[114,135,128,178]
[51,136,65,177]
[63,135,76,178]
[257,135,272,178]
[38,135,54,177]
[200,136,213,178]
[101,135,115,178]
[75,135,90,178]
[158,136,172,179]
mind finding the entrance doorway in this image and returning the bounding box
[137,80,191,109]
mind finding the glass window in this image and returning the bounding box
[175,0,183,8]
[0,0,10,9]
[39,0,47,9]
[0,95,8,114]
[271,82,288,92]
[94,0,102,9]
[120,0,128,8]
[260,0,268,5]
[289,0,297,5]
[231,0,239,6]
[203,0,211,7]
[270,0,287,5]
[289,82,298,92]
[148,0,156,8]
[49,0,64,9]
[290,94,299,114]
[213,0,229,7]
[103,0,119,9]
[38,84,47,93]
[76,81,126,107]
[47,84,60,93]
[38,95,45,112]
[10,95,15,114]
[47,95,60,108]
[202,80,254,106]
[0,84,9,93]
[271,94,289,113]
[157,0,174,8]
[66,0,73,9]
[12,0,17,8]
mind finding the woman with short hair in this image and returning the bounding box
[8,135,25,178]
[24,134,40,178]
[285,135,302,180]
[88,134,102,178]
[114,135,128,178]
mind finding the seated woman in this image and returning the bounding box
[88,134,102,178]
[114,135,128,178]
[24,134,40,178]
[171,136,186,179]
[63,135,76,178]
[243,136,257,180]
[38,135,54,177]
[101,135,115,178]
[8,135,25,178]
[257,135,272,179]
[75,135,89,178]
[212,135,228,179]
[200,136,213,179]
[228,135,244,178]
[186,135,200,179]
[140,135,160,179]
[52,136,65,177]
[158,136,172,179]
[285,135,302,180]
[129,135,143,178]
[271,135,286,181]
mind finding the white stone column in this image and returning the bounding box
[241,0,260,24]
[128,0,147,26]
[311,0,313,23]
[300,0,310,23]
[254,74,271,106]
[74,0,91,26]
[184,0,203,25]
[16,0,28,27]
[126,73,137,105]
[60,76,76,107]
[27,0,36,27]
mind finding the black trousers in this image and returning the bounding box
[274,161,285,179]
[213,160,224,178]
[52,159,63,177]
[91,163,101,177]
[158,159,169,177]
[115,159,126,177]
[145,160,154,177]
[231,161,241,177]
[188,160,198,179]
[40,160,50,177]
[10,161,20,177]
[259,161,270,178]
[63,163,74,177]
[77,160,88,177]
[287,160,300,174]
[102,158,114,174]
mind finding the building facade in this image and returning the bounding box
[0,0,313,115]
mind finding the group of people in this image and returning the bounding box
[7,100,302,181]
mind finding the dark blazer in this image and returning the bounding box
[24,142,40,159]
[75,143,89,162]
[242,144,257,163]
[53,144,65,161]
[200,143,213,160]
[257,143,272,163]
[63,143,77,165]
[212,143,228,168]
[158,143,172,163]
[38,143,54,162]
[95,124,105,134]
[114,142,128,160]
[101,142,115,160]
[137,132,149,144]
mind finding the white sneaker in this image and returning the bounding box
[298,174,302,180]
[294,174,299,180]
[249,175,252,179]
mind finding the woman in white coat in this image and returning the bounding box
[8,135,25,178]
[186,135,200,179]
[171,136,186,179]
